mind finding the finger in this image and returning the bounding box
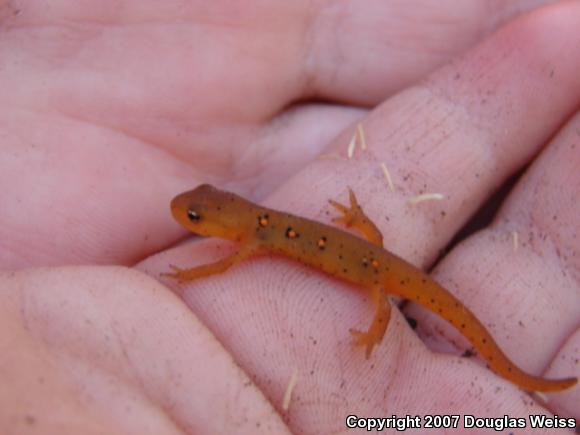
[0,1,556,122]
[0,268,290,434]
[410,111,580,407]
[301,0,562,104]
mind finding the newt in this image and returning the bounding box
[164,184,577,392]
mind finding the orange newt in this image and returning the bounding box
[164,184,577,392]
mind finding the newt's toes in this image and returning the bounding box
[329,200,357,227]
[350,329,376,358]
[161,265,186,281]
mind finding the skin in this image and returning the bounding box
[1,1,579,433]
[164,184,577,392]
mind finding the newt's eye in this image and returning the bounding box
[187,210,201,221]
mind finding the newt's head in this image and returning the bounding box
[170,184,255,241]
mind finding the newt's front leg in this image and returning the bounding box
[329,188,383,247]
[163,243,261,282]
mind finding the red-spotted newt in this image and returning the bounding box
[164,184,577,392]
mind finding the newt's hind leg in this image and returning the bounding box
[329,188,383,247]
[350,286,391,358]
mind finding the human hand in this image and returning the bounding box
[1,1,578,434]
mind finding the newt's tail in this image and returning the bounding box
[389,258,577,392]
